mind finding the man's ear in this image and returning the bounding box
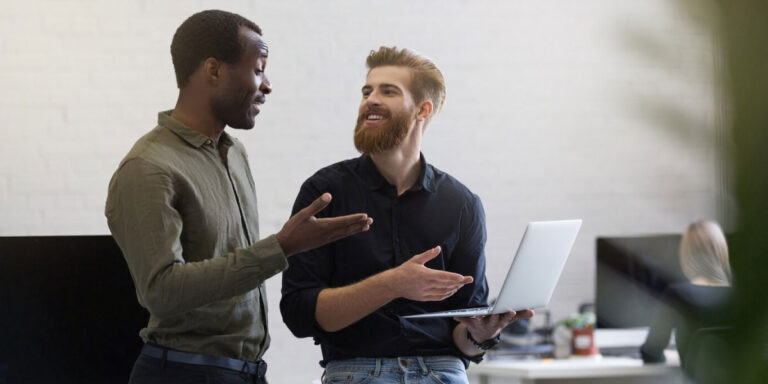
[203,57,223,85]
[416,100,434,121]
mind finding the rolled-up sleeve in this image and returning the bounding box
[280,180,334,341]
[105,158,287,319]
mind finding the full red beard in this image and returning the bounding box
[353,106,415,154]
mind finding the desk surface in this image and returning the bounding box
[468,351,680,380]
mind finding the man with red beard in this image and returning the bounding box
[281,47,533,383]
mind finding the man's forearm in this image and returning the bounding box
[315,269,398,332]
[452,322,485,357]
[117,234,286,318]
[314,246,470,332]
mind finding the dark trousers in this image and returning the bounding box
[129,354,268,384]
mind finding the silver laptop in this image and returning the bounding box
[402,219,582,319]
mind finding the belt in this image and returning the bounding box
[141,344,267,377]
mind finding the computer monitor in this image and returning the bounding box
[595,235,686,328]
[0,235,148,383]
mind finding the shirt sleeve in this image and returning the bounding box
[447,193,490,310]
[105,158,287,319]
[280,179,335,341]
[447,194,491,363]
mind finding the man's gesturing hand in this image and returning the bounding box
[276,193,373,257]
[384,246,473,301]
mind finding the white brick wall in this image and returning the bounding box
[0,1,726,382]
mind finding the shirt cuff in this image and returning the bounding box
[245,234,288,278]
[468,352,485,364]
[301,286,331,337]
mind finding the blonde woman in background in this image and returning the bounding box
[679,220,732,287]
[641,220,732,370]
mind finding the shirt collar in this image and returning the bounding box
[359,153,436,193]
[158,110,232,148]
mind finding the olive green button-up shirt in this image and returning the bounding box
[105,111,287,361]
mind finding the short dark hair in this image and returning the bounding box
[171,10,262,88]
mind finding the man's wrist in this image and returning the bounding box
[467,330,501,351]
[372,269,400,301]
[274,231,291,257]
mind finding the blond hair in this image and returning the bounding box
[680,220,732,285]
[366,46,446,116]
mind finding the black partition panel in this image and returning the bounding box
[0,236,148,383]
[595,235,686,328]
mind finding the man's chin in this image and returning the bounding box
[354,136,398,155]
[228,117,256,130]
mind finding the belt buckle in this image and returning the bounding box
[256,360,267,377]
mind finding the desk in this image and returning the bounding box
[467,351,681,384]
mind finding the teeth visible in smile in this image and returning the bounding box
[367,114,384,120]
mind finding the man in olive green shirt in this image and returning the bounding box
[105,10,372,384]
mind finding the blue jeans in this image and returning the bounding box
[322,356,468,384]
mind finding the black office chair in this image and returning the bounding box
[681,326,731,384]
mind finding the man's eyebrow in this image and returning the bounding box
[379,84,402,92]
[361,84,401,92]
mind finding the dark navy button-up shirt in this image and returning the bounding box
[280,154,489,367]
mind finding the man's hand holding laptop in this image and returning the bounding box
[454,310,536,343]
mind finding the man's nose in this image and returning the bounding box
[260,76,272,95]
[365,91,382,106]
